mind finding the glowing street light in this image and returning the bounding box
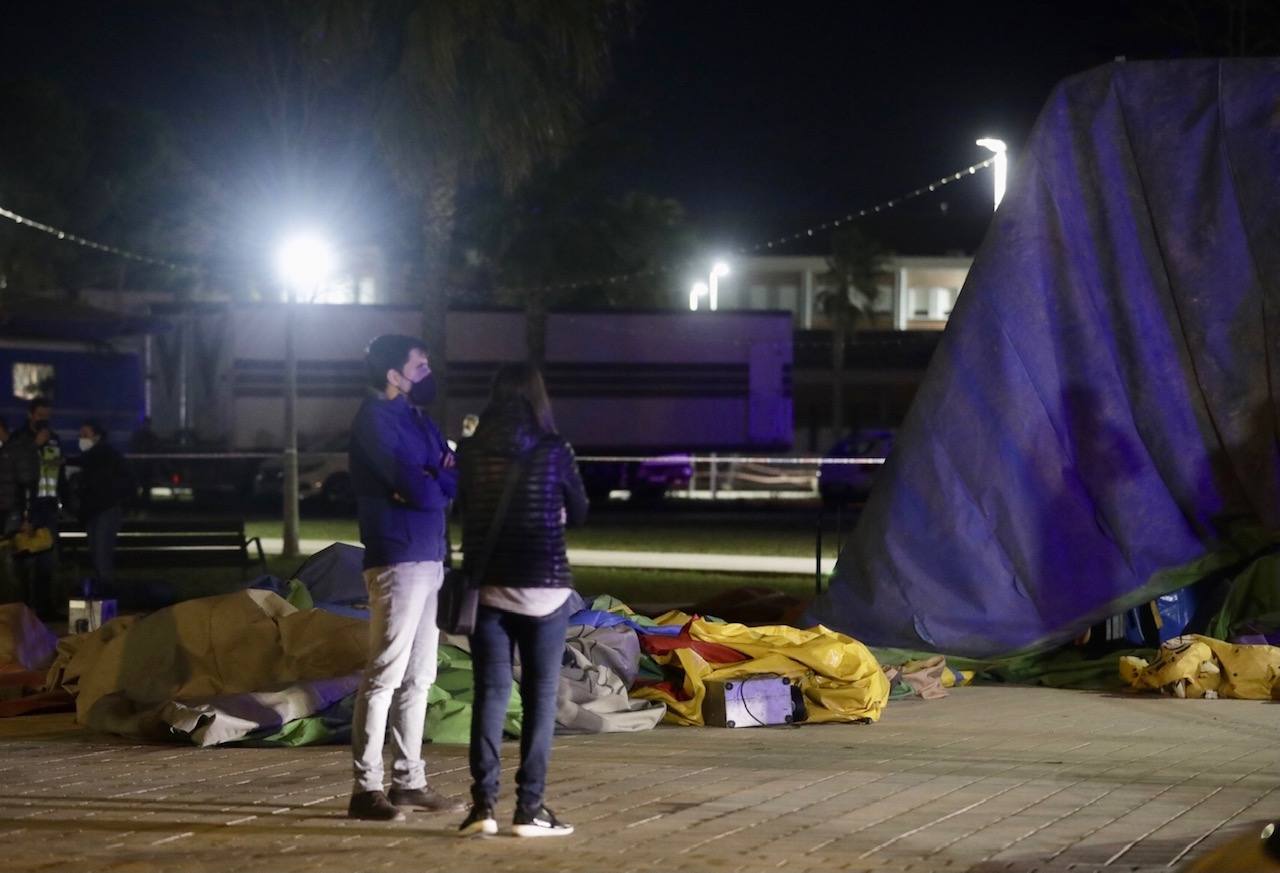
[976,138,1008,210]
[276,232,335,301]
[689,281,709,311]
[708,260,730,311]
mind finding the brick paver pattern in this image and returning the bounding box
[0,686,1275,872]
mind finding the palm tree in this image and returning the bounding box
[817,226,884,439]
[0,79,211,297]
[461,117,696,363]
[204,0,633,414]
[495,190,690,364]
[306,1,635,412]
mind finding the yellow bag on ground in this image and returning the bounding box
[1120,634,1280,699]
[631,619,890,726]
[13,527,53,555]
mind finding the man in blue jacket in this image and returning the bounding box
[347,334,465,821]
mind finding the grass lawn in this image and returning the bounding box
[26,501,836,620]
[198,507,841,611]
[246,519,359,544]
[246,506,851,560]
[572,566,816,608]
[264,552,819,606]
[81,559,815,614]
[565,524,821,556]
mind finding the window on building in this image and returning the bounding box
[909,288,929,317]
[929,287,954,320]
[13,363,55,400]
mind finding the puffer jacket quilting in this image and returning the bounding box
[457,399,588,588]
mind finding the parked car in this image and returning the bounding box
[252,435,353,509]
[129,429,260,506]
[818,429,895,505]
[580,454,693,504]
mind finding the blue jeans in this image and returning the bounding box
[469,602,569,813]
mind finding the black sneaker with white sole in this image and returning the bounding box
[512,805,574,837]
[458,803,497,837]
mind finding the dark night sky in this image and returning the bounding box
[0,1,1179,257]
[605,0,1163,251]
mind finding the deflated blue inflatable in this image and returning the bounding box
[807,59,1280,658]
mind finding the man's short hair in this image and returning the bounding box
[82,420,107,439]
[365,335,427,390]
[28,397,51,415]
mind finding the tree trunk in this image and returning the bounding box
[419,158,459,436]
[282,298,300,558]
[830,323,846,441]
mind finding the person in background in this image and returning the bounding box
[346,334,464,821]
[460,413,480,440]
[0,416,13,527]
[0,417,17,601]
[71,421,133,597]
[7,398,65,620]
[456,364,588,838]
[127,417,160,453]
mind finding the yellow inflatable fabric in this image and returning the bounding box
[630,618,891,726]
[1120,634,1280,700]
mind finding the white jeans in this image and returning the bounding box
[351,560,444,793]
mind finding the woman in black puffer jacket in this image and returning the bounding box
[455,364,587,839]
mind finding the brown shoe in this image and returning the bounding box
[348,790,406,821]
[388,785,466,814]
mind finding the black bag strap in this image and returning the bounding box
[469,451,528,587]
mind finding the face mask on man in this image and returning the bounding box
[408,372,437,407]
[79,437,96,453]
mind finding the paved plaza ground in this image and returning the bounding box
[1,685,1276,873]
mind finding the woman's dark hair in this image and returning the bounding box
[489,364,556,433]
[81,420,107,439]
[365,334,427,390]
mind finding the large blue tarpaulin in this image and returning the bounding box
[807,59,1280,659]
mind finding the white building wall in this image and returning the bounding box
[717,254,972,329]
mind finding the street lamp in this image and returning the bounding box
[976,138,1008,210]
[276,233,335,303]
[275,231,335,558]
[689,281,709,311]
[709,260,730,311]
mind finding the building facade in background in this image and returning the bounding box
[709,253,972,331]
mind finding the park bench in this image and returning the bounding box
[59,518,267,580]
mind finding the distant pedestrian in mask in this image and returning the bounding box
[70,421,133,596]
[7,398,65,619]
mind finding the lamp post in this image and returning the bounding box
[708,260,730,310]
[689,281,709,311]
[275,232,335,558]
[976,138,1008,210]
